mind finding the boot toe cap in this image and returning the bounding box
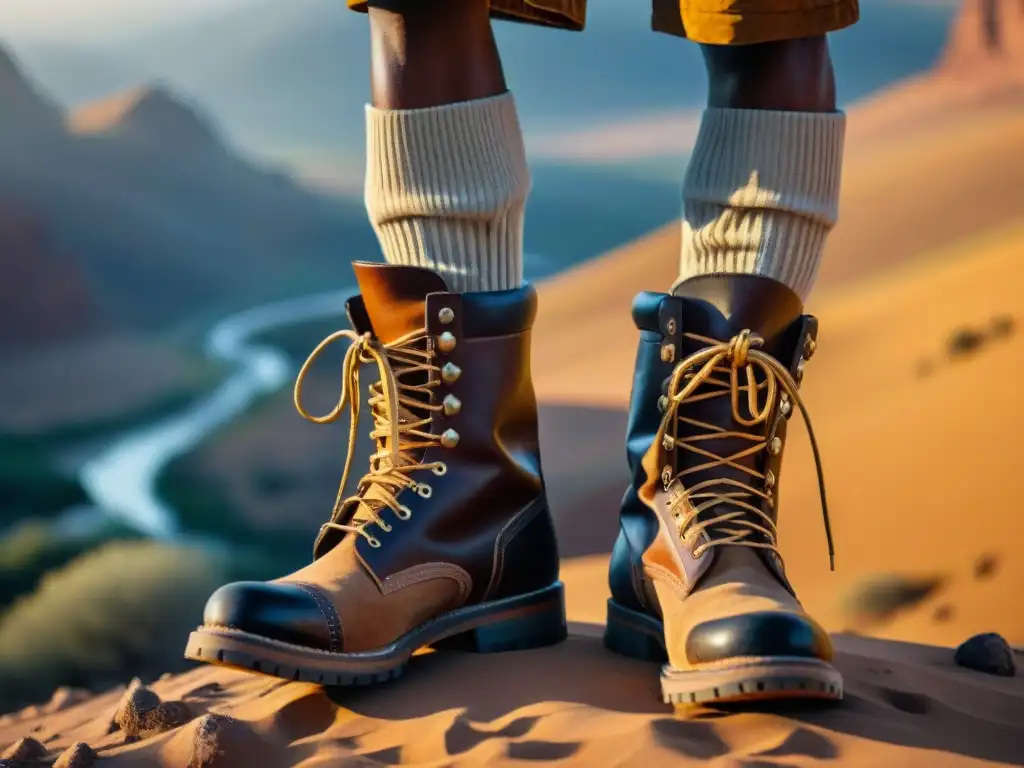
[685,611,832,665]
[203,581,342,653]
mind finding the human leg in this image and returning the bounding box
[184,0,568,683]
[606,0,857,705]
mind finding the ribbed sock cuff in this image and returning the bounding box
[364,92,531,293]
[678,108,846,301]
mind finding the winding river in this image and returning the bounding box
[78,289,356,539]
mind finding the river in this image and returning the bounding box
[78,289,357,538]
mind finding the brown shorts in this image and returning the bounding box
[347,0,859,45]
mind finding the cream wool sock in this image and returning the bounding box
[364,92,531,293]
[678,108,846,301]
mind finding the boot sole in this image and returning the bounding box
[604,599,844,705]
[184,581,567,686]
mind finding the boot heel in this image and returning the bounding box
[439,583,567,653]
[604,599,667,663]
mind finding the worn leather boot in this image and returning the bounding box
[185,263,566,684]
[604,274,840,705]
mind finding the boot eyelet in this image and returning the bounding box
[657,395,669,413]
[779,396,792,417]
[803,337,817,359]
[440,429,460,449]
[662,435,675,451]
[416,483,432,499]
[438,332,457,353]
[395,505,412,520]
[378,522,393,533]
[768,436,782,456]
[366,536,381,548]
[431,463,448,476]
[660,465,673,488]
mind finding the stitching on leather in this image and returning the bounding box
[643,563,689,600]
[381,562,472,604]
[291,582,343,653]
[484,497,544,601]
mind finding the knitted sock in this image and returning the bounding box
[678,108,846,300]
[364,92,531,293]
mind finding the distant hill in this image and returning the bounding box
[0,203,100,351]
[16,0,956,167]
[0,46,376,335]
[940,0,1024,71]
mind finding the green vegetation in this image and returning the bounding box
[0,540,283,713]
[0,438,88,523]
[156,456,310,572]
[0,518,142,616]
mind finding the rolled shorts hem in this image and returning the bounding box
[347,0,860,43]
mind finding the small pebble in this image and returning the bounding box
[54,742,96,768]
[973,553,999,580]
[933,604,953,622]
[190,714,237,768]
[990,315,1015,338]
[947,327,986,357]
[954,632,1016,677]
[0,736,46,761]
[141,701,193,737]
[112,679,162,740]
[46,688,91,714]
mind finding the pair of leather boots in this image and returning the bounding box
[185,262,840,706]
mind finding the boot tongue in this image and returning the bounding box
[352,262,449,344]
[672,274,803,345]
[668,274,805,546]
[342,263,447,527]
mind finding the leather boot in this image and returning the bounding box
[185,263,566,684]
[604,274,840,705]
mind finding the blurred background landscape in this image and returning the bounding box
[0,0,1020,718]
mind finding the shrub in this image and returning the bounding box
[0,541,234,713]
[0,517,141,613]
[0,439,87,523]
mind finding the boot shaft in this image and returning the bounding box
[612,275,819,610]
[335,263,554,603]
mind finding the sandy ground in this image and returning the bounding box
[4,60,1024,768]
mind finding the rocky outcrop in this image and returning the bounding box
[0,48,63,141]
[0,41,372,336]
[940,0,1024,73]
[0,203,99,351]
[69,84,225,155]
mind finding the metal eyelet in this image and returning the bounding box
[438,331,457,353]
[366,536,381,548]
[395,505,412,521]
[378,521,393,533]
[431,463,448,476]
[416,483,432,499]
[661,465,673,488]
[440,429,460,449]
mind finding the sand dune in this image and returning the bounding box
[3,118,1023,768]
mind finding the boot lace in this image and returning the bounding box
[292,328,447,548]
[656,330,835,570]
